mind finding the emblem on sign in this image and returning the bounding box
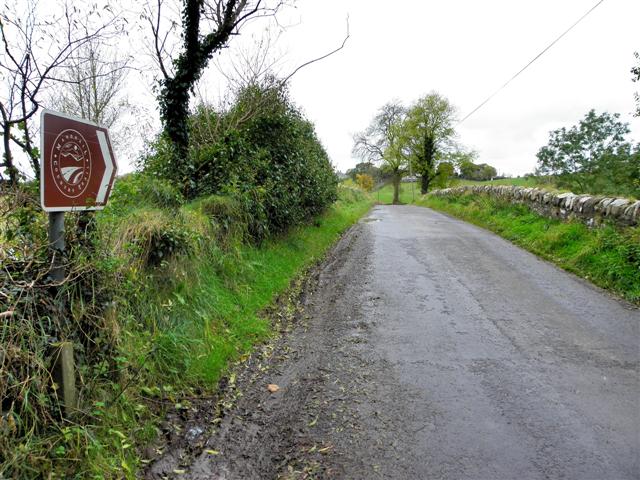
[51,129,92,198]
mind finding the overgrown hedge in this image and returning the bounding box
[143,83,338,241]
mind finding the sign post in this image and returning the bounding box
[48,211,65,283]
[40,109,117,416]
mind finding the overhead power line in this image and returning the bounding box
[458,0,607,125]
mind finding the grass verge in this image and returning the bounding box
[1,181,372,479]
[417,193,640,304]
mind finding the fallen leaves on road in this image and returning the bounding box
[267,384,280,393]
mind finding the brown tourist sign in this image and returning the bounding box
[40,110,117,211]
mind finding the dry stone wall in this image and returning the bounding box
[430,185,639,228]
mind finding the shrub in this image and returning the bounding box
[356,173,374,192]
[109,209,198,269]
[107,174,184,214]
[141,82,338,239]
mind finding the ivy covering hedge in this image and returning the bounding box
[143,83,338,241]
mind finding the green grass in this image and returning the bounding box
[98,188,372,478]
[1,185,373,479]
[153,192,374,385]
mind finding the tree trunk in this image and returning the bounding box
[392,173,401,204]
[2,124,18,185]
[156,0,243,198]
[420,133,435,194]
[160,75,192,194]
[420,174,430,194]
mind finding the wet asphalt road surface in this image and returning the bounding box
[147,205,639,480]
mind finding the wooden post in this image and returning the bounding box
[53,342,77,417]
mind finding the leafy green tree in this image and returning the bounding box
[401,92,457,194]
[596,143,640,196]
[481,163,497,180]
[459,159,497,181]
[433,161,455,189]
[536,109,637,195]
[346,161,388,184]
[352,101,406,204]
[458,159,476,179]
[447,150,477,168]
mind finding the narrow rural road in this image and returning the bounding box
[148,205,639,480]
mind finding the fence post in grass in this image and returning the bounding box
[53,342,77,417]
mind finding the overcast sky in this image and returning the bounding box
[270,0,640,177]
[5,0,640,179]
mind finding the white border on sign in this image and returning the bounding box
[95,130,115,204]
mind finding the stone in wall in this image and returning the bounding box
[430,185,639,228]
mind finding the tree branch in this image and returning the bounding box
[148,0,170,81]
[281,16,349,85]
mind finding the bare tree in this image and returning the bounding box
[0,0,123,183]
[206,18,350,135]
[188,27,287,144]
[215,27,286,92]
[353,101,407,204]
[49,39,130,128]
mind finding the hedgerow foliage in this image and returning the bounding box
[143,82,338,240]
[1,80,340,477]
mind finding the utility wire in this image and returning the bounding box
[458,0,606,125]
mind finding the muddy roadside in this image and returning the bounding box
[143,216,424,479]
